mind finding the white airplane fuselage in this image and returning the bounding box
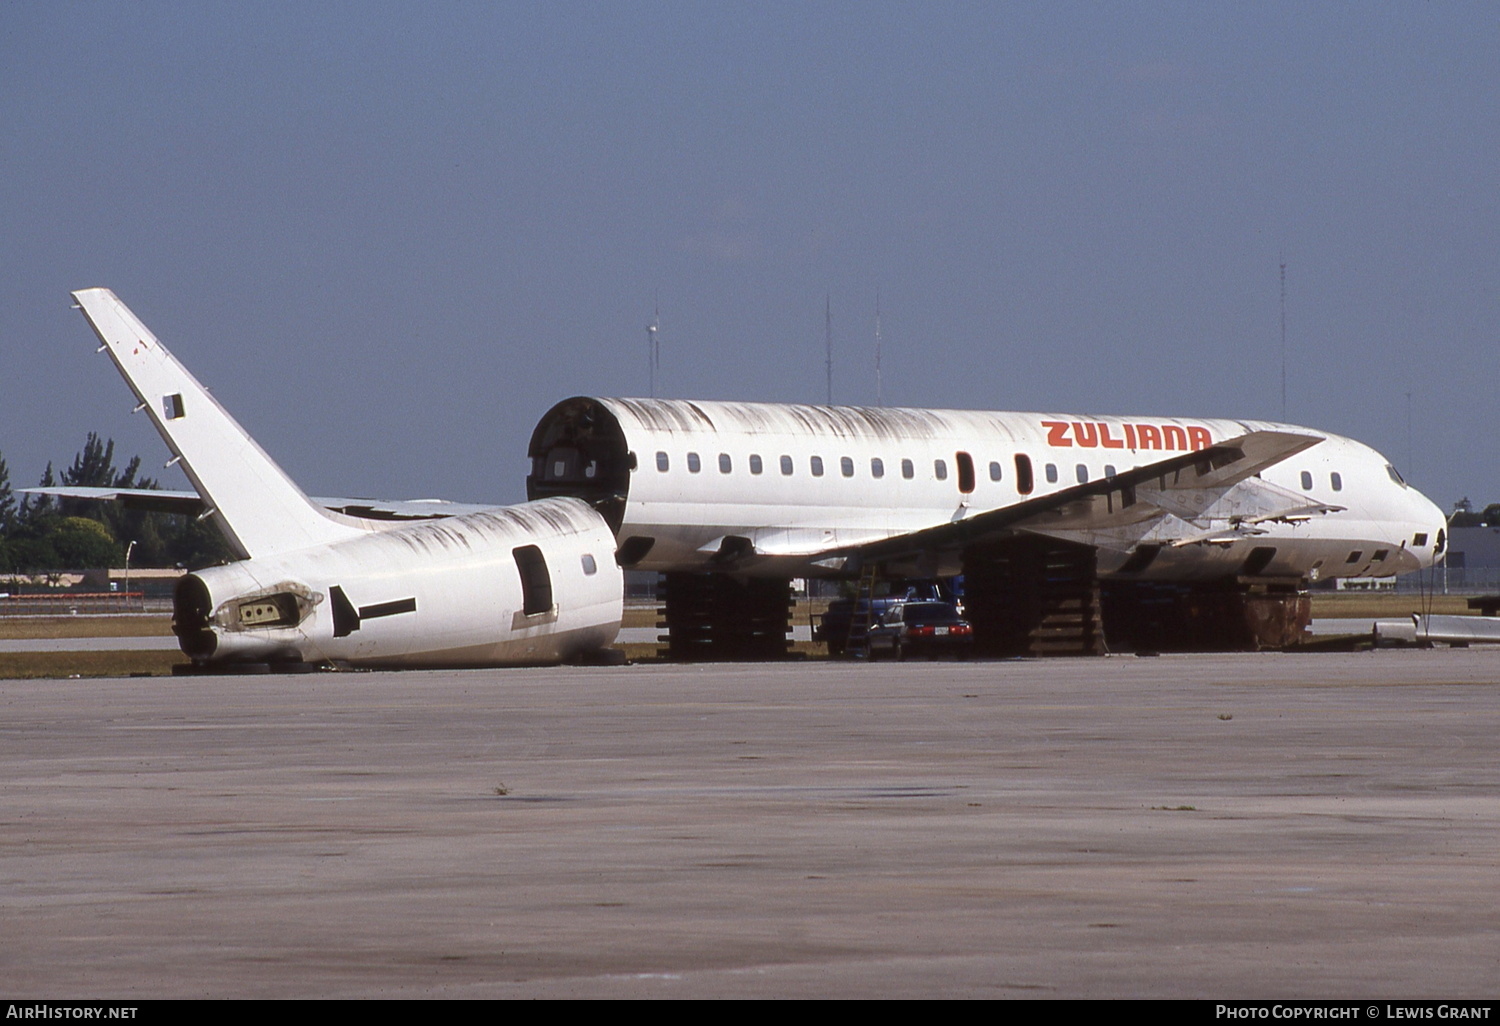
[529,398,1447,583]
[178,497,622,667]
[69,288,624,669]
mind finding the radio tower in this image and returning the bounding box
[1279,256,1288,421]
[825,293,833,405]
[647,294,660,398]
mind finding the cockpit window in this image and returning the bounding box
[1386,464,1406,487]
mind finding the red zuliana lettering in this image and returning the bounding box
[1099,423,1125,449]
[1163,425,1187,450]
[1124,423,1137,448]
[1042,421,1072,447]
[1187,426,1211,451]
[1138,424,1162,449]
[1073,422,1098,448]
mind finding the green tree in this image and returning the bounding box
[0,452,15,535]
[0,453,13,573]
[49,516,120,569]
[4,437,234,573]
[54,433,183,566]
[61,433,122,490]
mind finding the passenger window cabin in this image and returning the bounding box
[901,459,914,480]
[871,457,884,478]
[719,453,732,474]
[656,451,669,472]
[841,456,854,478]
[687,452,701,473]
[780,455,793,476]
[810,456,824,477]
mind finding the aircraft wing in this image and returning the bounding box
[20,486,496,522]
[846,429,1324,564]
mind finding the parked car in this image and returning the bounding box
[867,601,973,660]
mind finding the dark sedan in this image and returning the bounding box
[867,601,973,660]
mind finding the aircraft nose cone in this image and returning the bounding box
[1414,491,1448,569]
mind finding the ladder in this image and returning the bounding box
[845,563,881,659]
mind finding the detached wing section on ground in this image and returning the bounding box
[850,430,1332,565]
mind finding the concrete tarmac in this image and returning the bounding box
[3,651,1499,999]
[0,619,1408,650]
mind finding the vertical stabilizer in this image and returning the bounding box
[71,288,362,559]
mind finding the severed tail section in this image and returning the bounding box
[71,288,363,560]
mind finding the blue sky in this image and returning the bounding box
[3,2,1495,507]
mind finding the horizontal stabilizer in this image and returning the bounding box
[21,485,499,523]
[20,485,207,517]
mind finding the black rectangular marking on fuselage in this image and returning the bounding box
[330,585,360,637]
[359,597,417,620]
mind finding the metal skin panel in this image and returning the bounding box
[537,397,1447,583]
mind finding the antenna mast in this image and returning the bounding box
[647,293,660,398]
[825,293,833,405]
[1406,390,1414,478]
[1279,255,1287,422]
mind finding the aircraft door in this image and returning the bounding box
[956,452,975,494]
